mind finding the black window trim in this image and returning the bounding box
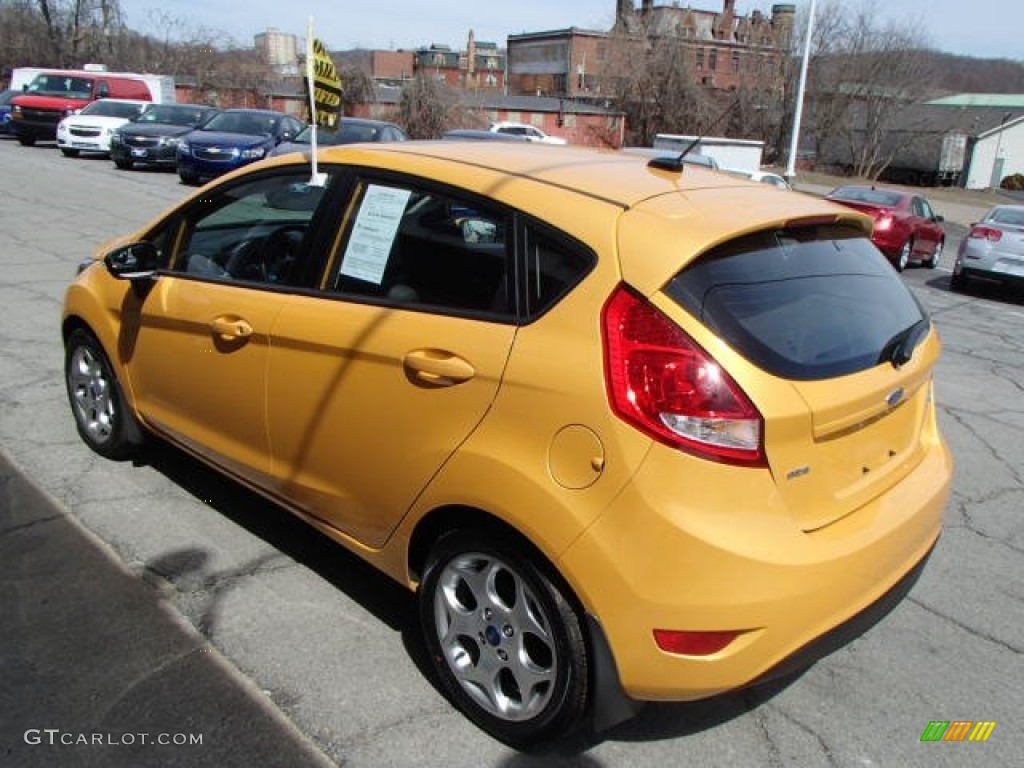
[131,162,598,321]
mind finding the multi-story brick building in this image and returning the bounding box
[507,1,795,97]
[413,31,505,91]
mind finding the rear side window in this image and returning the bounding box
[332,181,513,318]
[522,224,594,320]
[665,224,929,380]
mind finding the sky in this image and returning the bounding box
[121,0,1022,62]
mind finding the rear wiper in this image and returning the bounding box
[878,319,929,368]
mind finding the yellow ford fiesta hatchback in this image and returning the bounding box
[62,143,952,747]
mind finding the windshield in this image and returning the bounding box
[201,112,278,136]
[80,100,145,118]
[292,122,386,145]
[26,74,94,99]
[831,187,903,207]
[135,105,212,127]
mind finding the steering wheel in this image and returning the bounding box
[223,238,267,281]
[257,225,306,284]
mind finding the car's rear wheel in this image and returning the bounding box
[60,148,79,158]
[114,158,133,170]
[896,239,912,272]
[179,170,200,185]
[65,328,143,460]
[924,239,943,268]
[17,134,35,146]
[419,530,588,747]
[950,269,968,292]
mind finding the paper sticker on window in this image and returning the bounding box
[340,185,412,284]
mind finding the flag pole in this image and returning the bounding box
[306,16,326,186]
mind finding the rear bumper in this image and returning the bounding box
[559,433,952,701]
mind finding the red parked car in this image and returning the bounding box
[825,185,945,271]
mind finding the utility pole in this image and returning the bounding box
[785,0,817,181]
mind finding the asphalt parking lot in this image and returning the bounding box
[0,138,1021,767]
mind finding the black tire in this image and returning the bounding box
[60,148,80,158]
[419,529,589,748]
[64,327,144,460]
[950,270,968,292]
[179,170,200,185]
[114,158,133,170]
[924,239,943,269]
[896,239,912,272]
[17,134,36,146]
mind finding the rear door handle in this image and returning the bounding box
[210,315,253,340]
[403,349,475,386]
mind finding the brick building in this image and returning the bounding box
[507,1,795,97]
[413,31,505,91]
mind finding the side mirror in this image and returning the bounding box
[104,242,160,280]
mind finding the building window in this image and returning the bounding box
[696,49,704,70]
[732,51,740,72]
[709,49,718,71]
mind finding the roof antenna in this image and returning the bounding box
[648,96,740,173]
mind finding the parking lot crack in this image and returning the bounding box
[907,596,1023,654]
[763,702,840,767]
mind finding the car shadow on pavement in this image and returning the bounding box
[135,437,929,755]
[927,274,1024,306]
[138,439,416,634]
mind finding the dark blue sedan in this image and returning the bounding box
[0,89,19,136]
[177,108,305,184]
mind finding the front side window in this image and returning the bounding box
[161,171,334,285]
[331,180,512,318]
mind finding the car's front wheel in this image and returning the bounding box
[419,530,589,747]
[65,328,144,460]
[114,157,133,170]
[178,169,200,185]
[60,148,80,158]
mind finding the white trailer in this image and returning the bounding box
[654,134,765,173]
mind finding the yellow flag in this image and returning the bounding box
[307,38,342,128]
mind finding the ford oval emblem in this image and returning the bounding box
[886,388,905,408]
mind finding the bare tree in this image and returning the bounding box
[399,72,456,139]
[339,64,376,116]
[33,0,124,67]
[805,0,938,179]
[603,21,713,147]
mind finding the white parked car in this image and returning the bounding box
[725,168,792,189]
[56,98,150,157]
[488,121,567,144]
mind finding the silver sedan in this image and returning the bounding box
[952,204,1024,291]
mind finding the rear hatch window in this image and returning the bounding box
[664,223,928,381]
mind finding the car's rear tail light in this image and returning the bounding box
[654,629,740,656]
[875,214,893,231]
[602,285,765,466]
[969,225,1002,242]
